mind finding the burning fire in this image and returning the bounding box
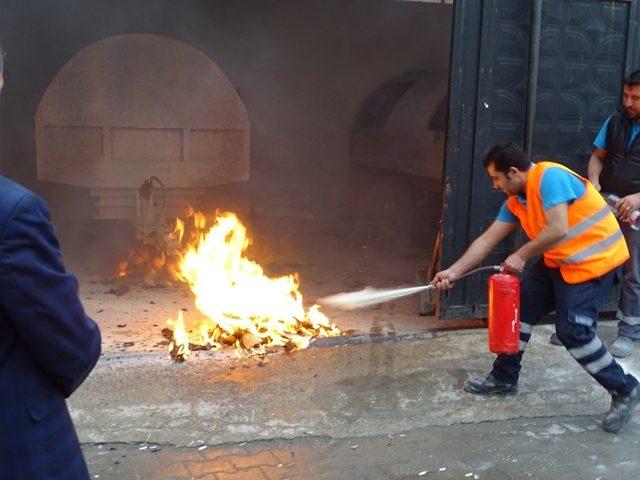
[117,214,193,284]
[167,310,190,360]
[129,210,340,359]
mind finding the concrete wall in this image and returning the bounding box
[0,0,452,265]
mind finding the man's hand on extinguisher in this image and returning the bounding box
[502,252,526,274]
[431,269,458,290]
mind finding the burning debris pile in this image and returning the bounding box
[117,208,206,285]
[122,210,341,360]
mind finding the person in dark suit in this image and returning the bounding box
[0,47,101,479]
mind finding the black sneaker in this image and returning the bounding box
[463,373,518,395]
[549,332,563,346]
[603,386,640,433]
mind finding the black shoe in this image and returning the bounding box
[463,373,518,395]
[549,332,563,346]
[603,386,640,433]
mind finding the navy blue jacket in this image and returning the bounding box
[0,176,101,479]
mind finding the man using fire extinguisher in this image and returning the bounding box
[432,143,639,433]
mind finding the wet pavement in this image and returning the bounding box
[84,413,640,479]
[70,322,640,447]
[72,316,640,479]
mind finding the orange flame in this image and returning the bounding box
[119,209,340,358]
[116,216,190,283]
[167,311,190,361]
[174,218,185,243]
[169,211,340,357]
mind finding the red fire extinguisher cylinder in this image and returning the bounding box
[487,273,520,355]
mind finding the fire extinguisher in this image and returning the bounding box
[487,272,520,354]
[431,264,521,354]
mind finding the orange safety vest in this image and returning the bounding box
[506,161,629,284]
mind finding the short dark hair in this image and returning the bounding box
[624,70,640,86]
[483,143,531,174]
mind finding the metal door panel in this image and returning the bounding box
[441,0,530,318]
[441,0,639,318]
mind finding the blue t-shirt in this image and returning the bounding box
[593,115,640,150]
[496,167,586,223]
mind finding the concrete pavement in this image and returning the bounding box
[84,414,640,479]
[70,322,640,445]
[71,320,640,478]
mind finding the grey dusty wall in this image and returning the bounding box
[0,0,452,267]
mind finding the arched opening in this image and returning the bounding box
[35,33,250,222]
[349,70,448,258]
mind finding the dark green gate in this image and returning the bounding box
[440,0,640,318]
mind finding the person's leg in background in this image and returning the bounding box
[612,223,640,357]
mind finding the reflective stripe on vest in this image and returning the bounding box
[559,229,624,264]
[506,162,629,283]
[556,205,611,244]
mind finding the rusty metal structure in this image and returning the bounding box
[35,33,250,239]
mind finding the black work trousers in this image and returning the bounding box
[491,260,638,396]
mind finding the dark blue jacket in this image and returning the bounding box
[0,176,101,479]
[600,107,640,196]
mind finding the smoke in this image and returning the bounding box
[1,0,453,275]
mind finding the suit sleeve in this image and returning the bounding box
[0,193,101,397]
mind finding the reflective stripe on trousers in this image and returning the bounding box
[567,337,614,375]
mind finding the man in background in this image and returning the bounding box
[576,70,640,358]
[0,47,101,479]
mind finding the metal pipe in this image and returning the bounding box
[525,0,543,158]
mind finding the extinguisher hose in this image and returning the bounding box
[424,264,505,290]
[454,264,504,281]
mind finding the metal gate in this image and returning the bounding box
[440,0,640,318]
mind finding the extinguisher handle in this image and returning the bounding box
[499,262,519,274]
